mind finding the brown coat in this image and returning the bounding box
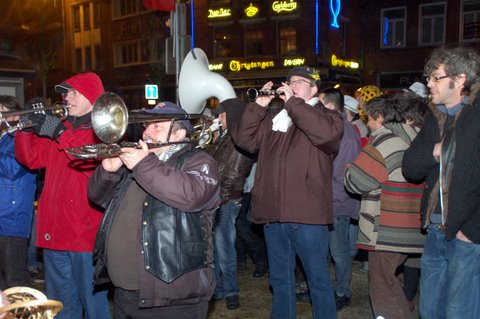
[232,97,343,225]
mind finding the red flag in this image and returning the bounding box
[144,0,175,12]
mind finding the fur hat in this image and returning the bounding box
[357,85,382,104]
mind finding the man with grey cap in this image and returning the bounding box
[232,66,343,318]
[88,101,220,318]
[15,72,111,319]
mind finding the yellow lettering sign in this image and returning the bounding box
[209,63,224,71]
[229,60,275,72]
[331,54,359,69]
[283,58,305,67]
[272,0,297,13]
[208,8,232,18]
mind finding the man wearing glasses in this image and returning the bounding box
[403,46,480,319]
[232,66,343,319]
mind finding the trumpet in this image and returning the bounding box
[0,104,68,137]
[246,88,285,101]
[66,92,212,159]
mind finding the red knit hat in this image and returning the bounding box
[55,72,105,105]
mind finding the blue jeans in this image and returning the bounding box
[43,249,111,319]
[264,222,336,319]
[329,216,353,297]
[214,200,241,298]
[419,225,480,319]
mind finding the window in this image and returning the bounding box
[73,6,80,32]
[112,0,148,19]
[84,4,91,31]
[381,7,406,48]
[461,0,480,42]
[213,28,232,58]
[244,26,263,56]
[71,2,101,71]
[419,2,446,46]
[113,38,161,67]
[278,25,296,55]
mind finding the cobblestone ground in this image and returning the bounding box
[207,259,420,319]
[31,258,419,318]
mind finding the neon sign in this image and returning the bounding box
[209,63,224,71]
[283,58,305,67]
[272,0,297,13]
[330,0,341,28]
[208,56,306,72]
[245,3,259,17]
[208,8,232,18]
[331,55,359,69]
[230,60,275,72]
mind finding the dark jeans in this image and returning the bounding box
[113,288,209,319]
[235,193,267,268]
[0,236,31,290]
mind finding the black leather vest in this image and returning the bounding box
[141,149,215,283]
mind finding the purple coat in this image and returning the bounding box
[333,117,361,218]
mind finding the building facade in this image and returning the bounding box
[3,0,479,108]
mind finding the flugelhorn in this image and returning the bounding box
[66,92,211,159]
[246,88,284,101]
[0,104,68,137]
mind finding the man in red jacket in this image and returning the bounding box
[15,73,111,319]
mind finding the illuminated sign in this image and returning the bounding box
[245,3,259,17]
[272,0,297,13]
[209,63,224,71]
[283,58,305,67]
[208,8,232,18]
[331,55,359,69]
[330,0,341,28]
[230,60,275,72]
[209,57,306,72]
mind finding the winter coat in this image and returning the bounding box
[345,123,425,253]
[89,145,220,307]
[403,87,480,244]
[232,97,343,225]
[332,117,361,218]
[15,117,104,252]
[0,133,37,238]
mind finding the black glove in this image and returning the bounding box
[20,112,66,139]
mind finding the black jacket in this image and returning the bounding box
[208,98,255,204]
[403,88,480,243]
[89,145,220,307]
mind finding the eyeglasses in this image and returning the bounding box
[287,79,312,86]
[424,75,450,83]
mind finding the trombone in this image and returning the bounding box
[0,104,68,137]
[66,92,213,159]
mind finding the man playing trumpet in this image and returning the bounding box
[14,73,111,319]
[88,101,220,318]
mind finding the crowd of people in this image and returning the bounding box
[0,44,479,319]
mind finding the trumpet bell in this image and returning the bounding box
[91,92,129,144]
[179,48,236,114]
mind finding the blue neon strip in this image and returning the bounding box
[190,0,195,47]
[315,0,319,54]
[383,17,389,46]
